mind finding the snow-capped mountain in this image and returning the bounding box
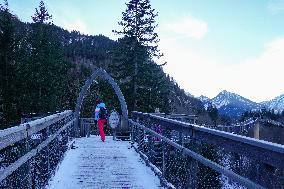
[198,95,211,102]
[260,94,284,113]
[212,90,259,117]
[198,90,260,117]
[198,90,284,117]
[212,90,259,109]
[198,95,211,109]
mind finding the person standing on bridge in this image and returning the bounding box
[94,99,108,142]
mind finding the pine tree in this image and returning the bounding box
[113,0,162,59]
[31,0,52,24]
[207,103,219,126]
[21,0,71,114]
[113,0,163,111]
[0,0,20,128]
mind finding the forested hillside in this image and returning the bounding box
[0,1,209,129]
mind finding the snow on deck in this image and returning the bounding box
[47,136,164,189]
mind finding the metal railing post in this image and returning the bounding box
[47,125,50,177]
[86,119,90,138]
[162,127,171,180]
[130,119,134,143]
[162,142,166,178]
[187,128,199,188]
[254,120,260,139]
[25,124,32,189]
[179,131,183,146]
[187,158,199,188]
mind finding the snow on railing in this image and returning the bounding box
[130,112,284,189]
[216,118,257,134]
[216,117,284,134]
[0,110,75,188]
[260,119,284,128]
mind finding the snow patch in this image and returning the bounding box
[46,136,164,189]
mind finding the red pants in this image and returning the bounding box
[98,119,106,141]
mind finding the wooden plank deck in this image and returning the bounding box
[46,136,164,189]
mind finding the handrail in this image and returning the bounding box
[141,112,282,148]
[217,118,256,128]
[0,118,75,182]
[0,110,73,150]
[133,112,284,159]
[129,119,265,189]
[131,111,284,188]
[0,111,75,188]
[260,118,284,128]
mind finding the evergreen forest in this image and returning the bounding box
[0,0,208,129]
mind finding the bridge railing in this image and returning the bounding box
[130,112,284,189]
[79,118,115,138]
[0,110,75,189]
[80,118,96,137]
[150,113,198,124]
[216,118,256,134]
[260,118,284,128]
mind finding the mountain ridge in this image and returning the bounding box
[198,90,284,117]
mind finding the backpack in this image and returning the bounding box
[98,107,108,120]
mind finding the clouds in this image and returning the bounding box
[163,16,208,39]
[234,37,284,102]
[156,6,284,103]
[159,33,284,102]
[159,36,229,98]
[63,19,89,34]
[9,0,284,102]
[45,1,91,35]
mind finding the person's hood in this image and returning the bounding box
[97,102,106,108]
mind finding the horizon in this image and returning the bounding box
[198,89,284,103]
[6,0,284,103]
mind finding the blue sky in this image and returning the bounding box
[6,0,284,102]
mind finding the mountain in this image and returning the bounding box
[199,90,284,117]
[198,95,211,102]
[212,90,260,117]
[185,92,194,97]
[198,95,211,109]
[212,90,259,108]
[260,94,284,113]
[199,90,260,117]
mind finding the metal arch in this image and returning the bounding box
[74,68,128,137]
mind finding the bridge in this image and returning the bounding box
[1,69,284,189]
[216,118,284,142]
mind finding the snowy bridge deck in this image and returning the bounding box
[1,111,284,188]
[47,136,163,189]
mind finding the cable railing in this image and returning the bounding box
[0,110,75,188]
[260,119,284,128]
[216,118,256,134]
[216,118,284,135]
[1,110,283,188]
[130,111,284,189]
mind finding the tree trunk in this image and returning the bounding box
[132,1,139,112]
[133,60,138,111]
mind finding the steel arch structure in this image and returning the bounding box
[74,68,128,137]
